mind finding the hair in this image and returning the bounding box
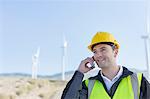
[91,42,116,51]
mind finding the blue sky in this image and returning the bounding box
[0,0,150,75]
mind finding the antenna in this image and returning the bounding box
[32,47,40,79]
[61,34,67,81]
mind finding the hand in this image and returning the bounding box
[77,57,94,74]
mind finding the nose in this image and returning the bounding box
[94,51,103,59]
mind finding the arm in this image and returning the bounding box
[140,75,150,99]
[61,71,87,99]
[61,57,94,99]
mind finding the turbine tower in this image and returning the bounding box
[32,47,40,79]
[141,0,150,79]
[62,35,67,81]
[141,35,150,79]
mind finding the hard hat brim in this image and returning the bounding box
[88,42,119,51]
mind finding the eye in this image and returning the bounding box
[100,48,106,52]
[92,50,96,54]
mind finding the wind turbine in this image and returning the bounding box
[141,0,150,79]
[61,35,68,81]
[32,47,40,79]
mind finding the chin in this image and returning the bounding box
[98,64,109,68]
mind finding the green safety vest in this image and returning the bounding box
[85,73,142,99]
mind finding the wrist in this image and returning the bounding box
[77,69,84,74]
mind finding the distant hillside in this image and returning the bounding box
[0,69,99,81]
[0,68,149,81]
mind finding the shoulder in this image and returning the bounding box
[82,70,100,87]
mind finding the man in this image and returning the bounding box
[61,32,150,99]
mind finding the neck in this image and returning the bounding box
[101,65,120,80]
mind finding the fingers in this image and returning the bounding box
[83,57,94,64]
[77,57,95,73]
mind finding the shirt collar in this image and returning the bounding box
[100,66,123,81]
[89,66,133,81]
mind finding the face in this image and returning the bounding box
[92,44,118,68]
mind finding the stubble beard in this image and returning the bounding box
[96,59,112,69]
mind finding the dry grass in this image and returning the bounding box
[0,77,67,99]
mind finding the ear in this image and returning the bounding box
[113,48,118,58]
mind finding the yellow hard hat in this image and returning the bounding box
[88,32,120,51]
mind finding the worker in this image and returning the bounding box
[61,32,150,99]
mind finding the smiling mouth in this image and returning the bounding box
[97,59,105,63]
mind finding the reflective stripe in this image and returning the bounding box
[88,80,95,99]
[130,73,139,99]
